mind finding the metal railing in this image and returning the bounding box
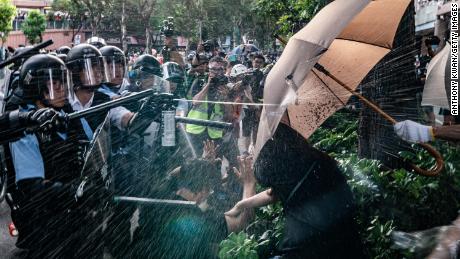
[12,19,90,31]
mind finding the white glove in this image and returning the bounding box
[394,120,434,143]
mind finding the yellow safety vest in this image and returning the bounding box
[186,97,224,139]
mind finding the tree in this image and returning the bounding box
[52,0,88,43]
[0,0,16,57]
[21,10,46,44]
[133,0,156,53]
[253,0,331,36]
[0,0,15,57]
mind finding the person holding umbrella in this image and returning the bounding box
[394,39,460,143]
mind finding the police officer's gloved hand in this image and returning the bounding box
[28,108,67,133]
[127,97,159,134]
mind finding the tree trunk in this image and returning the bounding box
[145,26,151,54]
[91,20,97,36]
[358,4,418,169]
[121,0,128,53]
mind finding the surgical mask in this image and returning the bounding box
[431,44,439,52]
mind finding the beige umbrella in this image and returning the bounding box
[255,0,371,158]
[256,0,444,176]
[421,42,451,109]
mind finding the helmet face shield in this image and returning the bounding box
[103,55,126,87]
[162,62,184,83]
[30,67,72,107]
[69,56,105,89]
[132,70,171,93]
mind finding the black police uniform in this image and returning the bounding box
[14,107,89,257]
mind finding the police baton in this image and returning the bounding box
[66,90,233,130]
[114,196,197,208]
[66,89,155,120]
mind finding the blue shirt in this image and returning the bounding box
[98,85,119,99]
[10,106,68,182]
[10,134,45,182]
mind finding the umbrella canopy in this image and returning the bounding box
[230,44,259,55]
[286,0,411,140]
[421,42,451,109]
[255,0,372,157]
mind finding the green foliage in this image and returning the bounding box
[311,111,460,258]
[52,0,85,26]
[0,0,16,44]
[154,0,264,44]
[253,0,330,36]
[21,10,46,44]
[218,202,284,258]
[219,232,259,259]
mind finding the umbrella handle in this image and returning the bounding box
[409,143,444,177]
[314,64,445,176]
[273,34,288,45]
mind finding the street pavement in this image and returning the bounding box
[0,199,139,259]
[0,200,26,259]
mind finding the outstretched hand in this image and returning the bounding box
[233,156,255,186]
[202,140,220,161]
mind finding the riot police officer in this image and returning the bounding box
[99,45,138,258]
[162,61,186,98]
[127,54,163,91]
[100,45,127,97]
[66,43,133,132]
[6,54,91,258]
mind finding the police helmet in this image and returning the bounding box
[162,62,184,84]
[11,46,40,71]
[128,54,166,92]
[57,53,67,63]
[18,54,71,107]
[99,45,126,87]
[86,36,107,48]
[130,54,162,78]
[66,44,105,90]
[56,46,71,55]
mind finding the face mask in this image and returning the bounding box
[431,44,439,52]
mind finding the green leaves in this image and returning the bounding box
[218,232,259,259]
[21,10,46,44]
[253,0,331,35]
[0,0,16,43]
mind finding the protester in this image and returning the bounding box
[226,124,365,258]
[134,140,256,259]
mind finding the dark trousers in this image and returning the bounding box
[13,178,104,259]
